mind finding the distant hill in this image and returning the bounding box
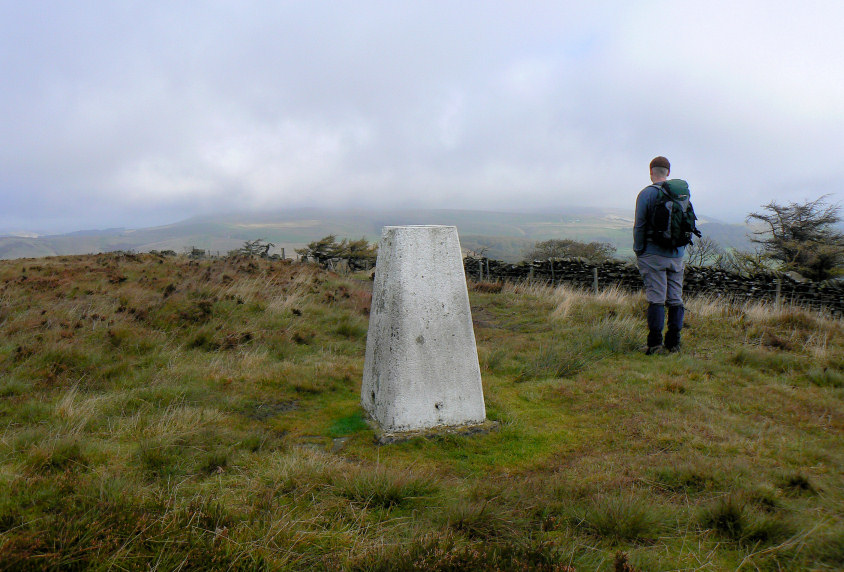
[0,207,753,262]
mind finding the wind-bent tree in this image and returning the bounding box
[713,248,771,277]
[296,235,343,264]
[296,235,377,269]
[343,237,378,268]
[686,236,723,267]
[237,239,274,257]
[524,239,616,263]
[747,195,844,281]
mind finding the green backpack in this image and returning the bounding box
[648,179,702,250]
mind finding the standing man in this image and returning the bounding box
[633,156,685,355]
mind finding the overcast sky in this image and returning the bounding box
[2,1,842,233]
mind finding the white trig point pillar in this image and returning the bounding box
[362,225,486,434]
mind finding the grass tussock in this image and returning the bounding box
[514,345,588,382]
[336,466,439,509]
[445,499,521,540]
[697,494,797,546]
[577,494,668,543]
[0,253,841,569]
[23,437,89,475]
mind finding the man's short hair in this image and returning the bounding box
[651,166,669,178]
[649,156,670,172]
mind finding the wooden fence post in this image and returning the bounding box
[593,267,599,293]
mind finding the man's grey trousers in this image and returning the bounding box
[636,253,684,306]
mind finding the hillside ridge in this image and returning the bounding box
[0,207,751,261]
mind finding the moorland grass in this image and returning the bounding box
[0,253,841,570]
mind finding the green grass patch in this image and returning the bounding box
[730,347,804,373]
[328,411,368,437]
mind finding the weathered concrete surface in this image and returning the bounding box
[362,226,486,433]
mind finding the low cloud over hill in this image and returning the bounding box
[0,208,752,262]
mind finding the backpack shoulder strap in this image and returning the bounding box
[649,182,669,200]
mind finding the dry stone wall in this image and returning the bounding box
[464,257,844,317]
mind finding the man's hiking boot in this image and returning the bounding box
[645,345,668,356]
[666,344,681,354]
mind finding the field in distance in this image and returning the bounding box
[0,207,753,262]
[0,253,841,569]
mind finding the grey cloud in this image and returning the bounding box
[1,1,841,233]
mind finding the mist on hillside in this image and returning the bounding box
[0,207,754,262]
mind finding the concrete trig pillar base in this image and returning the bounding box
[362,225,486,434]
